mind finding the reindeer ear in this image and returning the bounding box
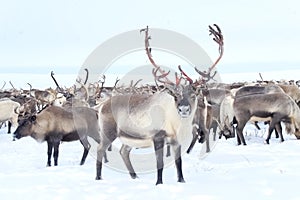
[30,115,36,122]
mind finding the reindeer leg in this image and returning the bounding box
[204,128,210,153]
[212,121,218,141]
[186,129,198,154]
[46,141,53,167]
[236,121,247,145]
[79,137,91,165]
[265,121,275,144]
[96,138,112,180]
[170,138,185,183]
[7,121,12,134]
[254,121,261,130]
[166,143,171,157]
[275,122,284,142]
[153,131,165,185]
[119,144,138,179]
[53,141,60,166]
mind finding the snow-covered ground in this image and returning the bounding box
[1,71,300,200]
[1,122,300,200]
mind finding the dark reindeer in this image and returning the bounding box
[220,85,285,141]
[13,106,108,166]
[233,91,300,145]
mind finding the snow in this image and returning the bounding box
[1,71,300,200]
[1,121,300,200]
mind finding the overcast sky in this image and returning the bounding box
[1,0,300,74]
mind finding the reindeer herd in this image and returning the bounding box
[1,24,300,185]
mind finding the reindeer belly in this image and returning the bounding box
[119,136,153,148]
[249,116,272,122]
[62,131,80,142]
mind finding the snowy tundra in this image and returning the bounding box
[1,71,300,200]
[2,122,300,200]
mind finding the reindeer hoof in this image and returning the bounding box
[95,176,102,180]
[178,177,185,183]
[130,173,138,179]
[156,180,163,185]
[264,140,270,145]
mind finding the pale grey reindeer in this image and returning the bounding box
[95,26,204,185]
[95,74,198,185]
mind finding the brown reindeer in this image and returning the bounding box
[13,106,108,166]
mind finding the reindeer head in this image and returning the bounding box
[142,24,224,119]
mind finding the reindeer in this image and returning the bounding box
[0,98,20,134]
[233,91,300,145]
[26,83,57,110]
[96,24,225,184]
[96,80,198,185]
[278,84,300,106]
[95,26,206,185]
[185,24,224,154]
[221,84,286,144]
[13,106,108,166]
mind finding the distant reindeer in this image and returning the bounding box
[0,98,20,134]
[219,85,286,143]
[233,91,300,145]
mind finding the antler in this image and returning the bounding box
[178,65,193,84]
[83,68,89,85]
[208,24,224,72]
[0,81,6,90]
[76,68,89,85]
[51,71,62,92]
[98,74,106,88]
[113,77,120,89]
[9,81,16,91]
[140,26,173,84]
[152,67,172,85]
[195,24,224,85]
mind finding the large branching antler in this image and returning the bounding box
[208,24,224,72]
[140,26,173,84]
[195,24,224,85]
